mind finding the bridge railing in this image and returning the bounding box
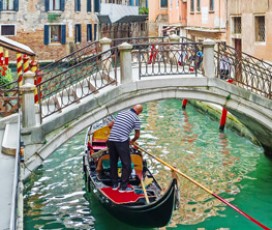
[37,47,119,121]
[215,43,272,99]
[133,41,203,78]
[40,41,101,81]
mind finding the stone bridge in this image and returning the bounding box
[2,36,271,178]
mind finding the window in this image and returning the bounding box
[161,0,168,8]
[87,0,91,12]
[87,24,92,41]
[1,25,15,35]
[190,0,194,12]
[94,0,100,12]
[0,0,19,11]
[255,16,265,42]
[44,25,66,45]
[45,0,65,11]
[75,0,81,11]
[87,24,97,41]
[75,24,81,43]
[197,0,200,12]
[209,0,214,11]
[233,17,241,34]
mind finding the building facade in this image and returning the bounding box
[0,0,148,61]
[185,0,227,42]
[227,0,272,61]
[0,0,101,61]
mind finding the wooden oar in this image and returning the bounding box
[139,175,150,204]
[136,144,270,230]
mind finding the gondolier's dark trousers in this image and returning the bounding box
[108,140,131,188]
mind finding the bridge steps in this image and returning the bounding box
[2,123,19,156]
[0,118,18,230]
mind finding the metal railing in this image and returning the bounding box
[1,36,272,119]
[38,47,119,121]
[215,43,272,99]
[40,41,101,81]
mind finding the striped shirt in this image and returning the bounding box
[108,109,141,142]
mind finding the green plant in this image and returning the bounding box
[139,7,149,15]
[0,66,13,88]
[48,13,61,22]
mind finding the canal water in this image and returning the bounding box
[24,99,272,230]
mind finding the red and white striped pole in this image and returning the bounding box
[30,58,40,104]
[182,99,188,110]
[219,79,234,131]
[4,50,9,65]
[219,107,227,131]
[23,54,29,73]
[17,54,23,86]
[0,47,3,65]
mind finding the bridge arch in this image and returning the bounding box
[23,77,272,177]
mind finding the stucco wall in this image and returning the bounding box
[0,0,97,61]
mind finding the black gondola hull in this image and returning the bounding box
[84,155,178,228]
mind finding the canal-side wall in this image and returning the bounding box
[189,100,260,146]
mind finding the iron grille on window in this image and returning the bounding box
[209,0,214,11]
[255,16,265,42]
[190,0,194,12]
[197,0,200,12]
[233,17,241,34]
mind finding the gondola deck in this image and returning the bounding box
[100,185,145,204]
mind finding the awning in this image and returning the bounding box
[185,27,225,33]
[162,26,179,32]
[115,15,148,23]
[0,36,35,56]
[97,15,112,24]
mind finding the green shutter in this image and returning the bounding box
[60,0,65,11]
[14,0,19,11]
[87,0,91,12]
[45,0,49,11]
[44,25,49,45]
[94,0,100,12]
[61,25,66,44]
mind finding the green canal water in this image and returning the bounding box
[24,99,272,230]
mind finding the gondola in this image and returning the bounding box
[83,116,179,228]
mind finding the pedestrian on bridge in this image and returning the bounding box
[107,104,143,193]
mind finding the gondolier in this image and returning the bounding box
[108,104,143,192]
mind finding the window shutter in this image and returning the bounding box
[87,24,92,41]
[75,0,81,11]
[45,0,49,11]
[94,0,100,12]
[75,24,81,42]
[0,0,3,11]
[60,0,65,11]
[136,0,139,6]
[61,25,66,44]
[14,0,19,11]
[129,0,133,6]
[94,24,97,41]
[44,25,49,45]
[87,0,91,12]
